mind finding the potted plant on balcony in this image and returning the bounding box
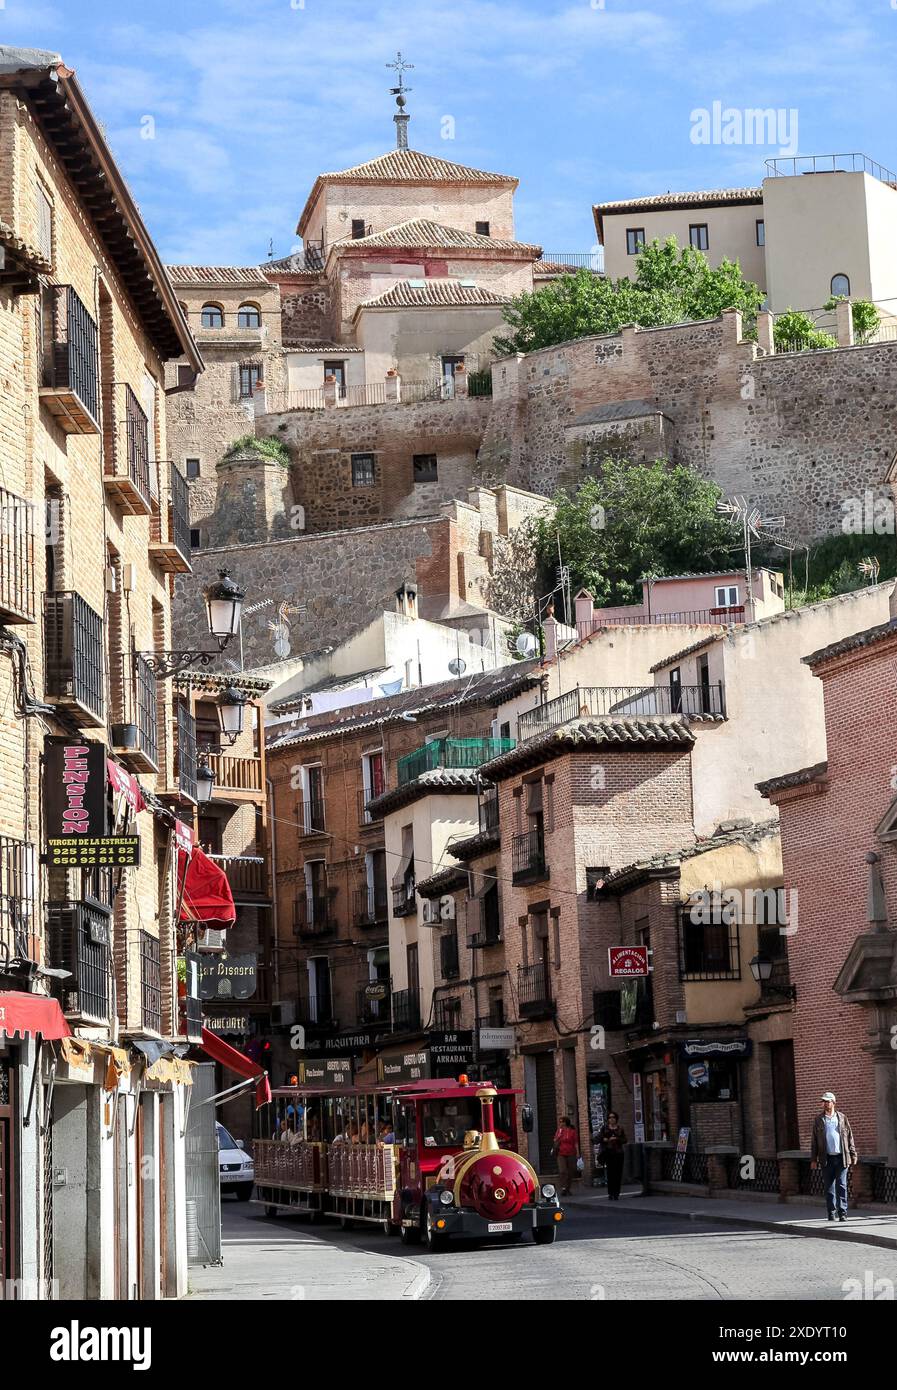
[111,722,139,751]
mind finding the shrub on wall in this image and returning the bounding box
[223,434,291,467]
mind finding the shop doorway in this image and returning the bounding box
[534,1051,558,1172]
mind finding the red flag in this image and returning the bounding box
[200,1027,271,1108]
[178,845,235,926]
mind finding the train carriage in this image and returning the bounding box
[253,1077,564,1249]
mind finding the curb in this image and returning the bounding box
[399,1257,432,1300]
[565,1195,897,1252]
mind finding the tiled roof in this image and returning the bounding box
[166,265,271,286]
[344,218,538,254]
[263,253,323,276]
[358,278,512,311]
[298,149,518,235]
[0,219,51,273]
[593,187,762,241]
[282,340,365,352]
[649,633,723,673]
[268,661,542,739]
[481,716,696,780]
[367,768,480,817]
[440,827,500,861]
[756,762,829,797]
[602,818,780,892]
[416,864,469,897]
[175,671,272,695]
[803,618,897,668]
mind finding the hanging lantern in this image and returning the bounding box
[217,685,249,745]
[204,570,246,649]
[196,760,215,804]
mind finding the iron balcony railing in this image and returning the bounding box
[0,835,37,965]
[518,683,726,741]
[140,931,162,1032]
[440,932,460,980]
[176,701,197,802]
[518,962,553,1016]
[765,151,897,184]
[358,785,388,824]
[578,606,744,638]
[169,463,191,567]
[208,855,269,900]
[178,951,203,1043]
[356,987,389,1025]
[124,384,152,507]
[392,881,417,918]
[353,886,389,928]
[295,984,334,1027]
[539,250,605,272]
[397,736,515,787]
[390,987,421,1032]
[43,283,100,426]
[43,591,105,724]
[511,826,547,883]
[677,912,741,981]
[0,488,36,624]
[479,787,499,833]
[46,901,112,1025]
[293,894,336,937]
[433,998,462,1030]
[298,797,326,836]
[134,653,159,768]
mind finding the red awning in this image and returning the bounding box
[200,1027,271,1108]
[106,759,146,814]
[178,846,236,926]
[0,992,71,1042]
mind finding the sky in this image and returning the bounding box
[2,0,897,267]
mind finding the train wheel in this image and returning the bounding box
[382,1217,396,1236]
[400,1221,421,1246]
[533,1226,557,1245]
[339,1215,354,1231]
[264,1205,278,1218]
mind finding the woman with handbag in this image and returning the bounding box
[553,1116,580,1196]
[598,1112,627,1200]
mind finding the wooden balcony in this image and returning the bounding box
[206,752,264,800]
[209,854,270,903]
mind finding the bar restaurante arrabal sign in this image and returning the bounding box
[44,739,140,868]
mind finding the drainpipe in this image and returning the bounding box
[266,776,280,1000]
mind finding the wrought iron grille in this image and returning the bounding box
[123,385,151,504]
[353,885,388,927]
[169,463,191,565]
[45,284,99,424]
[677,911,741,981]
[134,653,159,766]
[873,1166,897,1204]
[519,682,726,740]
[798,1161,854,1198]
[728,1155,781,1193]
[518,961,552,1012]
[511,825,546,881]
[0,835,37,964]
[661,1149,709,1184]
[0,488,36,623]
[43,591,105,721]
[140,931,162,1032]
[176,701,197,801]
[46,901,112,1024]
[479,787,499,832]
[440,931,460,979]
[390,987,420,1031]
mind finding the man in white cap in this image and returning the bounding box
[809,1091,857,1222]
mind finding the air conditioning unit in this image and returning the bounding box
[272,1000,297,1028]
[197,928,227,952]
[421,899,441,927]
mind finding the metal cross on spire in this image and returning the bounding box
[386,51,414,148]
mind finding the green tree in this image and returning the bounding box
[532,459,737,609]
[772,310,837,353]
[824,294,881,346]
[494,238,763,356]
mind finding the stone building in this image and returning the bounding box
[0,47,203,1299]
[759,616,897,1176]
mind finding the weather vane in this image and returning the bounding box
[386,51,414,148]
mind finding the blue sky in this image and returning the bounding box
[3,0,897,266]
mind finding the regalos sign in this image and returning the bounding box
[607,946,651,978]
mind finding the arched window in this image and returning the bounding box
[201,303,224,328]
[237,303,261,329]
[830,274,850,298]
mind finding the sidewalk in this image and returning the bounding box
[186,1206,430,1301]
[566,1184,897,1251]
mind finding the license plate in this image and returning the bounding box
[488,1221,513,1233]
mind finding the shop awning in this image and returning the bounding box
[200,1026,271,1108]
[0,992,70,1042]
[178,846,236,926]
[107,759,145,814]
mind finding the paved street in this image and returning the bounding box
[191,1193,897,1302]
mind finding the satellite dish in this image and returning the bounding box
[273,638,290,658]
[448,657,466,676]
[515,632,538,658]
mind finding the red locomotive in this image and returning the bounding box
[254,1076,564,1249]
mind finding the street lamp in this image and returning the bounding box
[196,760,215,805]
[749,952,797,1000]
[217,685,249,746]
[205,570,246,650]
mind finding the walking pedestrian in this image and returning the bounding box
[810,1090,858,1222]
[553,1116,580,1196]
[597,1112,627,1200]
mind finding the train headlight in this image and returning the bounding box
[541,1183,557,1200]
[439,1188,454,1206]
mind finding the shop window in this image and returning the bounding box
[686,1057,739,1103]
